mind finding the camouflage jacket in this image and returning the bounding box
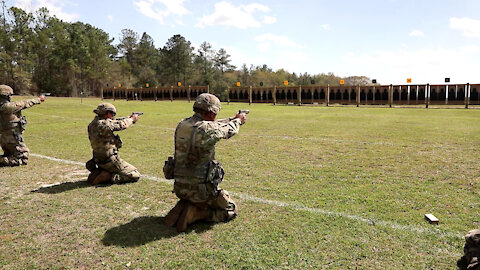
[174,112,242,184]
[88,116,134,162]
[0,97,41,132]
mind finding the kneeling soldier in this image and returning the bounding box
[0,85,46,166]
[165,93,247,232]
[86,103,141,185]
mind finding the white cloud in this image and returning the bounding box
[107,15,114,22]
[409,29,424,37]
[321,24,329,30]
[133,0,190,25]
[14,0,78,21]
[263,16,276,24]
[223,44,308,74]
[196,1,275,29]
[254,34,305,51]
[340,46,480,84]
[450,17,480,38]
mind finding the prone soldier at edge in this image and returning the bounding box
[0,85,46,166]
[85,103,142,185]
[164,93,247,232]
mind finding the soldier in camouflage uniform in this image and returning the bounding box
[0,85,46,167]
[464,229,480,270]
[165,93,247,232]
[86,103,141,185]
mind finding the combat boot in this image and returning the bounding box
[0,157,8,167]
[91,170,113,185]
[165,200,187,227]
[176,203,210,232]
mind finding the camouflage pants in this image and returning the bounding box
[0,131,29,167]
[98,154,141,183]
[173,181,237,222]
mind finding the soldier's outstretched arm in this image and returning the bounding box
[106,117,135,131]
[0,97,43,114]
[198,118,242,146]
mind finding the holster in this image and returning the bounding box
[163,156,175,179]
[114,134,123,149]
[85,158,98,172]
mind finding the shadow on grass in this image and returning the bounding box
[102,216,214,247]
[30,180,93,194]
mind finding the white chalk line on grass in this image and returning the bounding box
[30,153,463,240]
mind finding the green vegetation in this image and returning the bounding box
[0,5,369,98]
[1,97,479,269]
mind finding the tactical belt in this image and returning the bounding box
[175,181,209,190]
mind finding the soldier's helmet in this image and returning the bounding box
[0,85,13,96]
[93,103,116,115]
[193,93,221,114]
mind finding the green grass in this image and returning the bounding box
[1,96,479,269]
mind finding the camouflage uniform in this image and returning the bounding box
[173,94,242,222]
[0,85,42,167]
[464,229,480,270]
[87,103,140,184]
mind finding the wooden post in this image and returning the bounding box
[207,85,210,94]
[389,84,393,108]
[101,87,104,100]
[249,86,252,105]
[188,85,191,102]
[113,87,116,101]
[140,88,143,101]
[356,85,360,107]
[373,86,376,104]
[415,85,420,105]
[466,83,470,109]
[273,86,277,105]
[298,86,302,105]
[407,85,410,105]
[426,84,430,108]
[170,86,173,102]
[227,87,230,105]
[445,85,448,105]
[326,84,330,106]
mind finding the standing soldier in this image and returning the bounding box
[86,103,141,185]
[164,93,247,232]
[0,85,46,167]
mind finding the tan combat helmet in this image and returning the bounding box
[93,103,116,115]
[0,85,13,96]
[193,93,221,114]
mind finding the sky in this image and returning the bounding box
[5,0,480,85]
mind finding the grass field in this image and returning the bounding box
[1,97,479,269]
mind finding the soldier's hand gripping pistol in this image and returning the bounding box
[236,109,248,125]
[130,112,143,123]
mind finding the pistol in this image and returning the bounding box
[132,112,144,116]
[238,109,249,115]
[40,93,51,96]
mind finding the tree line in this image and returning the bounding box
[0,4,372,98]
